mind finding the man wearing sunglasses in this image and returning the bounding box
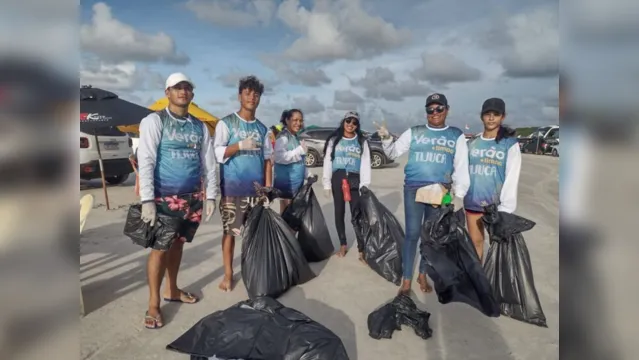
[375,93,470,295]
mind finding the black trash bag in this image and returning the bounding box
[368,294,432,340]
[420,204,500,317]
[351,186,403,285]
[241,185,316,299]
[166,297,350,360]
[123,204,182,249]
[482,204,548,327]
[282,174,334,262]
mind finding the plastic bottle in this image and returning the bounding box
[342,178,351,202]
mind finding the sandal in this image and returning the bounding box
[163,290,199,304]
[417,275,433,293]
[144,311,164,329]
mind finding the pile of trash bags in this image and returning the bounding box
[167,297,350,360]
[241,185,315,299]
[420,204,500,317]
[368,294,433,340]
[352,186,404,285]
[123,204,182,249]
[282,174,334,262]
[482,205,548,327]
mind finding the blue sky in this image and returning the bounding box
[79,0,560,133]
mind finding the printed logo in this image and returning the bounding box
[80,113,112,122]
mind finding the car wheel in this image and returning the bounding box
[552,149,558,157]
[371,151,384,169]
[305,150,319,167]
[105,174,129,185]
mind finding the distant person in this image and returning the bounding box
[137,73,218,329]
[273,109,312,214]
[322,111,372,261]
[269,123,284,149]
[464,98,521,261]
[213,75,272,292]
[375,93,470,295]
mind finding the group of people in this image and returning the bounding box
[135,72,521,329]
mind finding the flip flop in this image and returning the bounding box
[163,290,199,304]
[144,311,163,329]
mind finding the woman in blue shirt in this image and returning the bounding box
[464,98,522,261]
[322,111,372,260]
[273,109,309,214]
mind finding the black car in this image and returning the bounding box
[299,127,394,169]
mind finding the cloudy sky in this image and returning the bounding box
[78,0,559,133]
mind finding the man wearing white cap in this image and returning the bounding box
[137,73,218,329]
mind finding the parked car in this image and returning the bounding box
[521,126,559,155]
[300,127,394,169]
[80,126,134,184]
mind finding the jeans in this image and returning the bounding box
[402,186,438,280]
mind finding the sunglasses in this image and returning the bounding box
[344,117,359,125]
[426,105,447,115]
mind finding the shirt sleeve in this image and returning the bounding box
[452,133,470,199]
[213,121,231,164]
[359,141,372,188]
[273,136,304,164]
[498,143,522,213]
[137,113,162,202]
[262,131,273,160]
[200,124,218,200]
[322,139,334,190]
[382,128,411,160]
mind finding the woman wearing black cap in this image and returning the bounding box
[464,98,521,261]
[322,111,372,260]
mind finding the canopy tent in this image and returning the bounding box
[118,98,219,135]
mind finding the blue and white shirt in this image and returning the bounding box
[382,125,470,197]
[214,112,271,197]
[464,135,521,213]
[322,135,372,189]
[137,108,218,201]
[273,129,308,194]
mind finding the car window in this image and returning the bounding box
[547,128,559,139]
[370,131,381,140]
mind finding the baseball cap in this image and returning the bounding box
[481,98,506,114]
[165,72,195,90]
[343,111,359,120]
[426,93,448,107]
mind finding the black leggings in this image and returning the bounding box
[331,169,361,247]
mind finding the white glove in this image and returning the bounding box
[299,140,308,154]
[373,120,390,139]
[205,199,216,222]
[141,202,157,227]
[239,138,258,150]
[324,189,332,199]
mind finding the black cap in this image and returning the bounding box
[481,98,506,115]
[426,93,448,107]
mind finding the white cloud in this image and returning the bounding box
[215,71,279,93]
[350,67,431,102]
[291,95,325,114]
[185,0,276,28]
[260,54,332,87]
[80,61,164,95]
[80,2,189,64]
[276,0,411,62]
[333,89,364,111]
[411,52,482,85]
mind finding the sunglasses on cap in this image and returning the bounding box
[344,117,359,125]
[425,105,447,115]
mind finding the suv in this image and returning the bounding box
[300,127,394,169]
[80,126,134,184]
[521,126,559,155]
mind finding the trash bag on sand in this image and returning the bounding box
[282,174,334,262]
[420,204,500,317]
[123,204,182,249]
[167,297,350,360]
[241,185,315,299]
[351,186,403,285]
[482,204,548,327]
[368,294,433,340]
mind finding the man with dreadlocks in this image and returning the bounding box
[322,111,372,261]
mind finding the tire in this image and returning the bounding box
[105,174,129,185]
[370,151,384,169]
[305,150,319,167]
[552,149,558,157]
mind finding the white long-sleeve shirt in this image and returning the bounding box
[322,137,372,190]
[498,143,522,213]
[273,134,310,177]
[137,109,218,202]
[382,126,470,198]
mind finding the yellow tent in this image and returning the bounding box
[118,98,219,135]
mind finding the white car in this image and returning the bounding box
[80,127,134,184]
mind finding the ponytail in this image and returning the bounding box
[280,110,290,125]
[495,125,516,143]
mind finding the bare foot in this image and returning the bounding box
[397,279,411,295]
[218,275,233,292]
[336,245,348,257]
[358,252,368,266]
[417,274,433,293]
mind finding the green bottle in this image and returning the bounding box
[442,192,452,205]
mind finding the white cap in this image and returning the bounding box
[165,72,195,90]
